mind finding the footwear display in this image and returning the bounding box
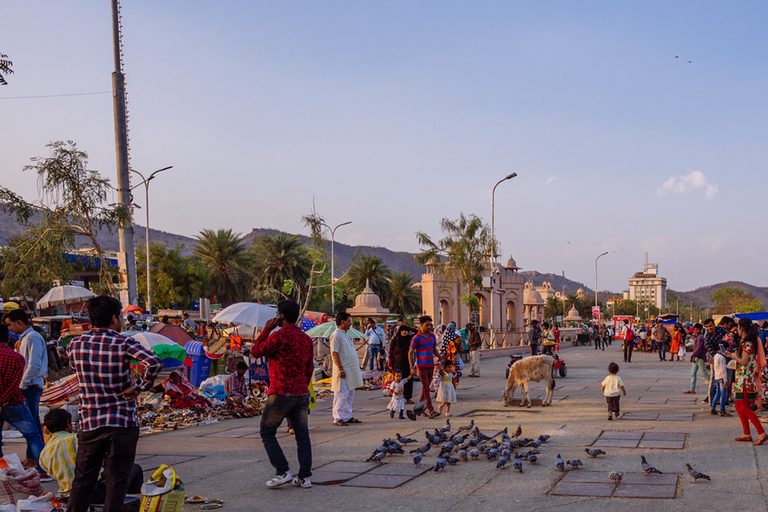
[291,476,312,488]
[266,472,294,488]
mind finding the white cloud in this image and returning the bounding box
[657,171,718,199]
[544,176,556,186]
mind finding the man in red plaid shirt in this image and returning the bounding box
[66,296,162,512]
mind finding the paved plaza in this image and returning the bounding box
[7,342,768,511]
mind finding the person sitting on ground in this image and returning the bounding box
[225,361,249,403]
[40,408,144,502]
[162,371,210,409]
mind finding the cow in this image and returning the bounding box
[502,355,555,408]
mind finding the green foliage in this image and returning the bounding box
[0,141,129,298]
[194,229,251,304]
[250,233,312,303]
[460,294,480,311]
[0,53,13,86]
[137,243,210,312]
[544,296,561,321]
[387,272,422,317]
[344,253,392,303]
[0,225,74,298]
[710,286,764,314]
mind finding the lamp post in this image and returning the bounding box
[489,172,517,348]
[130,166,172,314]
[594,251,609,320]
[321,221,351,315]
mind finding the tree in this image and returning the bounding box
[710,286,763,314]
[387,272,422,318]
[344,253,392,303]
[544,296,561,322]
[250,233,312,303]
[194,229,251,304]
[416,213,491,319]
[0,53,13,85]
[137,243,210,312]
[0,141,130,298]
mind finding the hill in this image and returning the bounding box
[671,281,768,309]
[518,271,592,295]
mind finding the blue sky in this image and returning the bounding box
[2,2,767,293]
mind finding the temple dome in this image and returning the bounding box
[354,280,382,309]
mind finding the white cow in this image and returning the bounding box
[502,355,555,408]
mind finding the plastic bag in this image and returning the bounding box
[0,455,44,506]
[381,373,395,397]
[140,465,185,512]
[14,492,61,512]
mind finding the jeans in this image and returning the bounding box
[68,427,139,512]
[260,394,312,479]
[690,358,710,392]
[0,403,44,464]
[623,342,633,363]
[21,385,44,461]
[659,342,667,360]
[711,379,727,414]
[417,365,435,414]
[368,345,382,370]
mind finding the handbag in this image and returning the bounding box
[250,357,270,385]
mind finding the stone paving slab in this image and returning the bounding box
[550,481,616,497]
[340,473,414,488]
[642,432,686,441]
[316,461,378,473]
[557,385,588,391]
[562,470,614,483]
[646,386,675,392]
[133,455,202,470]
[598,431,644,440]
[620,412,659,421]
[636,397,667,404]
[593,438,640,448]
[366,463,432,477]
[199,426,260,438]
[621,472,679,485]
[657,413,693,421]
[638,439,685,449]
[311,470,362,485]
[593,431,685,449]
[613,484,677,498]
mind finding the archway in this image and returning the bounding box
[439,299,450,325]
[506,301,517,331]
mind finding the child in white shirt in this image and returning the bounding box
[710,350,730,416]
[387,370,407,419]
[601,362,626,420]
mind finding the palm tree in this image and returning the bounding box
[416,213,490,318]
[194,229,250,304]
[544,296,560,322]
[251,233,312,302]
[0,53,13,85]
[344,254,392,303]
[387,271,422,317]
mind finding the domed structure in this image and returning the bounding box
[346,279,395,317]
[523,282,545,305]
[505,255,520,271]
[576,288,585,299]
[564,305,582,322]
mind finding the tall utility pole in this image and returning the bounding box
[111,0,137,305]
[489,172,517,348]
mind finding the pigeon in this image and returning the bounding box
[526,439,543,449]
[458,449,468,462]
[685,463,711,483]
[387,445,404,455]
[446,455,460,465]
[396,433,417,445]
[410,443,431,455]
[585,448,606,458]
[516,438,532,447]
[491,427,508,439]
[426,432,444,445]
[513,454,523,472]
[487,448,499,461]
[538,434,550,443]
[556,454,565,471]
[438,446,454,458]
[412,453,423,465]
[608,471,623,483]
[387,440,403,451]
[513,424,522,439]
[458,443,469,451]
[469,449,480,460]
[458,419,474,432]
[450,433,468,444]
[473,427,491,441]
[518,449,540,460]
[467,437,481,447]
[441,440,456,452]
[406,410,417,421]
[440,419,452,432]
[434,457,447,472]
[641,455,662,475]
[477,444,487,454]
[528,454,537,465]
[566,458,583,469]
[366,451,386,463]
[501,449,512,459]
[496,456,509,469]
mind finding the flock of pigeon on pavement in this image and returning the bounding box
[365,418,712,484]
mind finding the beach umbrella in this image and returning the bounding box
[305,321,368,339]
[300,317,318,332]
[36,285,97,310]
[211,302,277,330]
[123,331,187,362]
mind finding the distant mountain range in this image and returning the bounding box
[1,209,766,305]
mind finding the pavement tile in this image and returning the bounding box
[340,473,414,488]
[557,385,588,391]
[550,481,616,497]
[366,464,432,477]
[133,455,201,470]
[593,438,640,448]
[621,472,679,485]
[620,412,659,421]
[598,431,644,440]
[315,461,377,473]
[657,413,693,421]
[636,398,667,404]
[199,427,260,438]
[646,386,675,392]
[642,432,686,441]
[638,439,685,449]
[613,484,677,498]
[562,470,612,483]
[310,470,361,485]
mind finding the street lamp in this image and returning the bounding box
[321,220,351,315]
[130,166,172,314]
[489,172,517,348]
[594,251,609,318]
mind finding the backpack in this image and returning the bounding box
[625,327,634,342]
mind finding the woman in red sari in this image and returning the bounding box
[163,371,210,409]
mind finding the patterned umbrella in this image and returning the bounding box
[300,317,318,332]
[305,320,368,339]
[36,285,97,310]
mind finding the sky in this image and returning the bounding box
[2,1,768,293]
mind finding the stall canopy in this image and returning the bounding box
[735,312,768,323]
[36,285,97,310]
[149,324,196,347]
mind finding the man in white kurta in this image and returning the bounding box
[330,312,363,426]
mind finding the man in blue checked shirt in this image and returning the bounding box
[66,296,162,512]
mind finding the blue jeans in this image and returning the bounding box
[711,379,727,413]
[368,345,382,370]
[0,402,44,464]
[690,358,710,392]
[260,394,312,479]
[21,386,44,460]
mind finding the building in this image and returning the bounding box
[627,260,667,309]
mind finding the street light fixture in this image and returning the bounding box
[130,166,172,314]
[594,251,609,318]
[320,220,351,315]
[489,172,517,348]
